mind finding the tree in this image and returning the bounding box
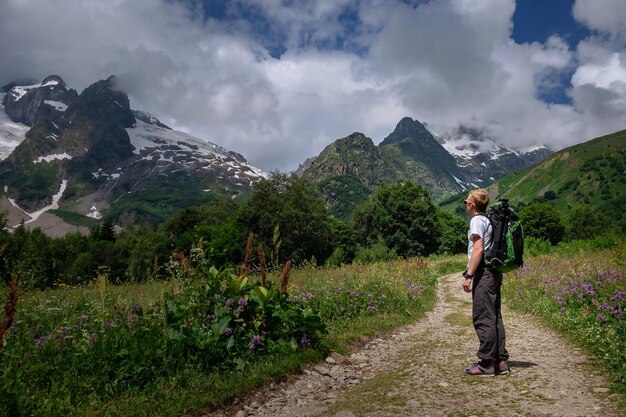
[437,210,467,255]
[99,217,116,242]
[238,174,334,265]
[351,182,441,257]
[519,203,566,245]
[565,205,604,241]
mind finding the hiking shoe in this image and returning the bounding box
[464,362,495,377]
[497,360,510,375]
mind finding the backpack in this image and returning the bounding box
[484,199,524,272]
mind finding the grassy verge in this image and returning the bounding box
[0,254,466,417]
[502,243,626,396]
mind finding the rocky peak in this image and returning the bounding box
[340,132,377,150]
[379,117,435,147]
[303,131,398,190]
[41,75,66,87]
[75,75,135,128]
[2,75,78,126]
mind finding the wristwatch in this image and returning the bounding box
[463,271,473,279]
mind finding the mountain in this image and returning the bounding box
[488,129,625,221]
[0,75,267,234]
[299,117,553,220]
[300,132,400,219]
[440,129,626,224]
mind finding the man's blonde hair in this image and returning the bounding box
[468,189,489,213]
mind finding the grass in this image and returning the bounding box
[0,254,466,417]
[78,349,323,417]
[318,370,410,417]
[502,243,626,396]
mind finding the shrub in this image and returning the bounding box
[524,236,552,257]
[353,239,398,264]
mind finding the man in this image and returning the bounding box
[462,189,509,376]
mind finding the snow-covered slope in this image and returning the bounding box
[125,118,268,184]
[0,93,29,160]
[425,123,551,163]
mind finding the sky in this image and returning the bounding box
[1,0,625,172]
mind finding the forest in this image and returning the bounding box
[0,173,620,290]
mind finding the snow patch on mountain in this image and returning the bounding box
[424,123,512,160]
[126,120,268,179]
[87,205,102,220]
[5,179,67,224]
[44,100,68,111]
[33,153,72,164]
[9,80,60,102]
[0,93,29,160]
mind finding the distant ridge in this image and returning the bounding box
[299,117,554,220]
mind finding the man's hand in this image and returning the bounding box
[462,278,472,293]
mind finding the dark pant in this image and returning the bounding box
[472,267,508,363]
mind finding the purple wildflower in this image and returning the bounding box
[225,299,233,309]
[130,304,142,313]
[224,327,233,336]
[299,337,310,347]
[582,283,596,297]
[247,335,262,351]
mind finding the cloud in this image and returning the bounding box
[569,0,626,139]
[573,0,626,43]
[0,0,624,172]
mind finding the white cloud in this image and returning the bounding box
[573,0,626,43]
[569,0,626,138]
[0,0,624,172]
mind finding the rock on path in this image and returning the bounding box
[195,272,624,417]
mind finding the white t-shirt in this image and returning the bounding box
[467,214,493,264]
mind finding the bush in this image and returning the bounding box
[353,239,398,264]
[524,236,552,257]
[519,203,566,245]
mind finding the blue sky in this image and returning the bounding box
[1,0,625,171]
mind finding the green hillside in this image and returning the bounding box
[440,129,626,224]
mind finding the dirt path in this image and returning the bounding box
[199,272,624,417]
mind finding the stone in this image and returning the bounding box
[314,365,331,375]
[330,352,351,365]
[593,387,610,393]
[334,410,356,417]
